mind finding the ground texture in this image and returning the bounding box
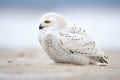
[0,48,120,80]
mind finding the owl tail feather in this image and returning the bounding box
[89,55,108,64]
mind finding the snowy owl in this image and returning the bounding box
[38,12,108,65]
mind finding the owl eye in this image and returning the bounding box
[44,20,51,23]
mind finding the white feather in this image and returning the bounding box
[38,12,108,65]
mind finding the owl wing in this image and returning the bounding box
[55,26,108,64]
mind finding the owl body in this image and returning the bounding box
[38,12,108,65]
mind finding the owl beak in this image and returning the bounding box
[39,24,45,30]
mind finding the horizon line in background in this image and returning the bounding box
[0,8,120,49]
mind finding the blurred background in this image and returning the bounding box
[0,0,120,50]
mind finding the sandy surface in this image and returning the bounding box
[0,48,120,80]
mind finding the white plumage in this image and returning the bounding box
[38,12,108,65]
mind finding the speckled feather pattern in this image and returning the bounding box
[40,25,108,65]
